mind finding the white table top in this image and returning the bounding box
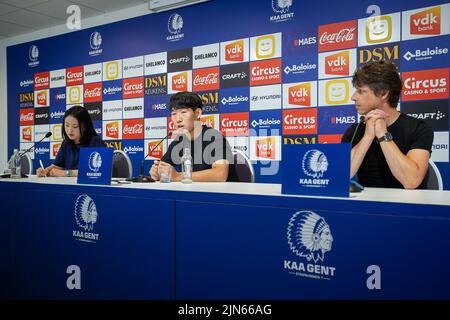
[2,176,450,206]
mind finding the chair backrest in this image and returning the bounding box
[20,153,33,175]
[112,150,133,178]
[424,159,443,190]
[233,149,255,183]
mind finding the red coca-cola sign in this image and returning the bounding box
[318,20,357,52]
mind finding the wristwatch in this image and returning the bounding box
[67,170,72,177]
[377,132,393,143]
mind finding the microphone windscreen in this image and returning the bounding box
[45,132,52,138]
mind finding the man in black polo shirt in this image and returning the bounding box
[342,61,433,189]
[150,91,237,182]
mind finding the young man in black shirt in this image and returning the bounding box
[150,91,237,182]
[341,61,433,189]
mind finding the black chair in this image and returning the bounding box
[20,153,33,175]
[112,150,133,178]
[424,159,443,190]
[233,150,255,183]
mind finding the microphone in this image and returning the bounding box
[127,131,173,183]
[19,131,52,156]
[349,115,365,146]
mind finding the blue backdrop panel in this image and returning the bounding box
[0,185,14,299]
[176,201,450,299]
[12,189,174,299]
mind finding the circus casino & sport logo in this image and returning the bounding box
[284,210,336,280]
[166,13,184,42]
[72,194,100,243]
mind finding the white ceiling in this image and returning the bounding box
[0,0,149,39]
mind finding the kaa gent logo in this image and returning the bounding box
[272,0,293,13]
[88,152,102,172]
[74,195,98,232]
[168,13,183,34]
[302,149,328,178]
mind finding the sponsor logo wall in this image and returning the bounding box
[8,1,450,187]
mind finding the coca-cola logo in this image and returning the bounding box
[20,113,34,121]
[193,73,218,85]
[123,124,143,134]
[319,27,356,45]
[84,88,102,97]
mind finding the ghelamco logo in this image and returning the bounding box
[28,45,39,67]
[403,46,448,61]
[73,194,100,243]
[89,31,103,56]
[167,13,184,42]
[270,0,294,23]
[284,210,336,280]
[300,149,330,186]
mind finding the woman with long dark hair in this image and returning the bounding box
[37,105,105,177]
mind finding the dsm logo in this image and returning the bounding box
[74,194,98,232]
[302,149,328,178]
[287,211,333,263]
[168,13,183,34]
[88,152,102,172]
[90,31,102,50]
[272,0,293,13]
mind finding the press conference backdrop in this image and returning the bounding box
[7,0,450,187]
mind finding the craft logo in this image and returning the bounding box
[66,66,84,85]
[410,6,440,35]
[28,45,39,67]
[326,79,349,105]
[402,68,449,101]
[270,0,294,23]
[123,77,144,99]
[89,31,103,56]
[256,137,276,160]
[250,59,282,86]
[283,108,317,135]
[106,121,120,139]
[34,107,50,125]
[220,112,249,136]
[73,194,100,243]
[167,13,184,42]
[318,20,357,52]
[144,74,167,95]
[285,211,335,280]
[220,63,249,88]
[402,100,448,131]
[193,67,220,91]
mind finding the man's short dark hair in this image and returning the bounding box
[352,61,402,108]
[169,91,203,112]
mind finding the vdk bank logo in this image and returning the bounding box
[270,0,294,23]
[167,13,184,42]
[28,45,39,67]
[89,31,103,56]
[300,149,330,186]
[73,194,99,243]
[285,211,335,280]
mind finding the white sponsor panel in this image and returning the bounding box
[123,56,144,78]
[34,124,50,141]
[102,60,122,81]
[50,123,63,141]
[318,48,357,79]
[50,69,66,88]
[358,12,401,46]
[402,4,450,40]
[193,43,220,69]
[220,38,249,65]
[250,84,282,111]
[250,32,282,61]
[102,120,122,140]
[84,63,102,83]
[144,52,167,75]
[66,85,84,104]
[102,100,123,120]
[144,117,167,139]
[167,70,192,94]
[432,131,449,162]
[249,135,281,161]
[123,98,144,119]
[226,136,250,158]
[20,142,35,159]
[318,77,354,106]
[283,81,318,109]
